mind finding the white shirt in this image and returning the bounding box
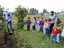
[61,28,64,37]
[49,14,56,23]
[3,12,12,22]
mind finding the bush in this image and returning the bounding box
[0,5,5,31]
[14,5,28,29]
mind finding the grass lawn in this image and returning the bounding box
[12,14,64,48]
[15,30,64,48]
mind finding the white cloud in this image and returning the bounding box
[0,0,64,12]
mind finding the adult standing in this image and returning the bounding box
[54,18,63,43]
[3,12,13,34]
[49,11,56,34]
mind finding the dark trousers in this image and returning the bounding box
[32,25,35,30]
[27,26,30,31]
[6,21,12,32]
[40,25,43,32]
[50,23,54,34]
[46,28,50,36]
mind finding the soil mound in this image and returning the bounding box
[0,32,17,48]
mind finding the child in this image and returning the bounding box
[36,17,40,32]
[54,18,63,43]
[32,17,36,32]
[46,19,51,36]
[40,18,44,32]
[61,28,64,44]
[50,25,61,44]
[26,17,31,31]
[43,19,47,36]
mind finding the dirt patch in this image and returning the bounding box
[0,32,17,48]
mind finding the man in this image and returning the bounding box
[3,12,13,34]
[49,11,56,34]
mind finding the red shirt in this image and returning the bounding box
[51,28,59,35]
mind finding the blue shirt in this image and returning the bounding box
[5,15,12,22]
[26,20,31,26]
[3,12,12,22]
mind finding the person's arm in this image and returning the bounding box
[57,26,62,30]
[51,15,56,20]
[7,16,12,22]
[30,21,31,24]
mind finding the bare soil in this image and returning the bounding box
[0,32,17,48]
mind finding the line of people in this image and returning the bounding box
[26,11,64,45]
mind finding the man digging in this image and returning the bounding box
[3,12,13,35]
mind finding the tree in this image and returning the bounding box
[41,13,43,16]
[29,8,38,15]
[43,9,48,13]
[14,5,28,29]
[61,10,64,14]
[0,5,5,31]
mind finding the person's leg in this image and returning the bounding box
[56,33,60,43]
[43,29,46,36]
[33,26,35,30]
[41,26,43,32]
[54,35,56,44]
[38,25,40,32]
[32,26,35,32]
[37,25,40,32]
[50,23,54,34]
[6,23,9,32]
[36,25,38,31]
[50,34,54,44]
[9,21,12,29]
[33,25,36,32]
[40,26,43,32]
[28,26,30,31]
[9,21,13,33]
[27,26,29,31]
[46,28,50,37]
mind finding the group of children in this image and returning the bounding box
[26,17,51,36]
[26,17,44,32]
[26,17,64,45]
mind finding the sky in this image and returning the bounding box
[0,0,64,12]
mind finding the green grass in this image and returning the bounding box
[14,30,64,48]
[12,14,64,48]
